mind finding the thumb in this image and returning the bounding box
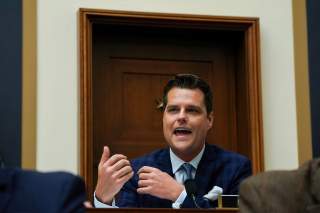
[99,146,110,165]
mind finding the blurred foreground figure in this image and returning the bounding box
[239,158,320,213]
[0,168,87,213]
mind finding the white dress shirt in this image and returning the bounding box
[170,145,204,208]
[94,145,205,208]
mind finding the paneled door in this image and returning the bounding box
[93,25,240,187]
[80,9,263,200]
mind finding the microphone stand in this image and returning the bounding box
[184,179,201,208]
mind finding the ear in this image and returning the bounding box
[207,111,214,129]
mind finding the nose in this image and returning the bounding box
[177,110,187,124]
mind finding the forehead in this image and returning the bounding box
[166,88,205,106]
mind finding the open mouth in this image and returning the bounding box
[173,127,192,136]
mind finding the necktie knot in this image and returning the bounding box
[181,163,194,182]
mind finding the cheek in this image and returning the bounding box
[163,114,174,126]
[162,117,171,133]
[162,116,167,128]
[162,119,171,140]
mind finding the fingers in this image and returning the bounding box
[95,146,134,204]
[112,158,131,171]
[137,166,158,192]
[98,147,133,182]
[138,172,151,180]
[138,166,158,174]
[136,169,183,201]
[113,164,133,179]
[83,201,93,208]
[138,166,160,181]
[99,146,110,167]
[106,154,128,167]
[138,179,153,188]
[100,148,133,179]
[137,186,151,194]
[118,170,134,184]
[137,176,153,195]
[99,146,128,168]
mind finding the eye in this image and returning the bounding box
[166,107,179,113]
[186,107,200,114]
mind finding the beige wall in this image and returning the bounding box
[33,0,306,173]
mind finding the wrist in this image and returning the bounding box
[95,188,113,204]
[96,194,113,205]
[170,184,184,201]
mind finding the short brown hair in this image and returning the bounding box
[161,74,213,113]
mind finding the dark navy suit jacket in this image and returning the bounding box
[0,168,86,213]
[116,144,252,208]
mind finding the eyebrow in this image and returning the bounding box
[166,104,203,110]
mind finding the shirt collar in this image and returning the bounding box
[170,144,205,174]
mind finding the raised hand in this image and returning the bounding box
[95,146,134,204]
[137,166,184,201]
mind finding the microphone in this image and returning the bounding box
[184,179,197,196]
[184,179,201,208]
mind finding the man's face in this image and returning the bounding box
[163,87,213,162]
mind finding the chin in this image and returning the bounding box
[172,144,192,153]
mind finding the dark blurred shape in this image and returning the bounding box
[0,154,5,169]
[0,168,87,213]
[0,0,22,168]
[239,158,320,213]
[217,195,239,208]
[184,179,197,197]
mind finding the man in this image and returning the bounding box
[95,74,252,208]
[239,158,320,213]
[0,168,87,213]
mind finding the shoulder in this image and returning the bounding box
[203,144,252,178]
[205,144,250,164]
[242,159,319,189]
[130,148,170,168]
[11,169,85,196]
[17,169,82,183]
[1,168,86,212]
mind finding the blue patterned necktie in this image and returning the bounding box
[181,163,194,183]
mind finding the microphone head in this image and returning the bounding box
[184,179,197,196]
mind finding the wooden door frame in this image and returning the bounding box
[79,8,263,198]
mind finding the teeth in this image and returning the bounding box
[175,127,190,131]
[174,127,192,134]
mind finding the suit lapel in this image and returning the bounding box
[0,169,15,212]
[195,144,219,195]
[152,146,219,197]
[156,148,174,177]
